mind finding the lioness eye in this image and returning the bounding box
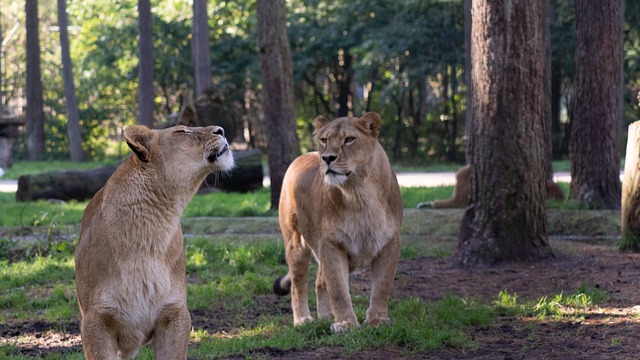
[319,138,327,145]
[345,136,355,144]
[175,128,192,135]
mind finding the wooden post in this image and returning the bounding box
[621,121,640,251]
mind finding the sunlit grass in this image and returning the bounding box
[1,160,120,180]
[493,283,612,321]
[187,295,494,358]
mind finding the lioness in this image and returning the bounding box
[75,125,233,359]
[420,165,565,209]
[274,112,403,333]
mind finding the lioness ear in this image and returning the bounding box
[178,105,197,127]
[313,115,330,131]
[358,112,381,138]
[124,125,155,162]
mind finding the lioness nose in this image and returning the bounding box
[211,126,225,137]
[322,155,337,165]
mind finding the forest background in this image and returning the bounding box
[2,0,639,166]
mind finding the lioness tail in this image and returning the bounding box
[273,274,291,296]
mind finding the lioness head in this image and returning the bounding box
[313,112,382,186]
[124,124,234,188]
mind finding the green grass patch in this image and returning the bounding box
[183,188,274,217]
[493,283,611,321]
[1,160,119,180]
[188,295,494,358]
[0,193,87,227]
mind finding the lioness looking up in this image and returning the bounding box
[274,112,403,333]
[75,125,233,359]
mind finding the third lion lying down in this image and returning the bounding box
[419,164,565,209]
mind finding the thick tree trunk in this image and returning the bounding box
[192,0,212,97]
[57,0,86,162]
[452,0,553,268]
[26,0,45,161]
[15,150,263,202]
[569,0,623,209]
[257,0,299,210]
[137,0,154,127]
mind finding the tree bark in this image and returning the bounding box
[25,0,45,160]
[257,0,299,210]
[137,0,154,127]
[57,0,86,162]
[452,0,553,268]
[569,0,623,209]
[16,149,264,202]
[463,0,472,164]
[192,0,212,97]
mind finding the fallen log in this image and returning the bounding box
[16,149,263,202]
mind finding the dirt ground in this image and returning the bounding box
[3,237,640,359]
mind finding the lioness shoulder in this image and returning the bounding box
[275,112,402,333]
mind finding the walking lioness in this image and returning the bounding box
[75,125,233,359]
[274,112,403,333]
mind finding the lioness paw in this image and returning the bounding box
[293,315,314,326]
[364,316,390,327]
[330,320,359,334]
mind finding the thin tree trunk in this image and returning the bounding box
[570,0,623,209]
[26,0,45,160]
[257,0,299,210]
[192,0,212,97]
[452,0,553,268]
[335,49,353,117]
[57,0,86,162]
[137,0,154,127]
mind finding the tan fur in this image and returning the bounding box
[75,125,233,359]
[431,165,565,209]
[277,112,403,333]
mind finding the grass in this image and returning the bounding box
[0,160,121,180]
[493,283,612,321]
[0,236,495,359]
[0,221,617,359]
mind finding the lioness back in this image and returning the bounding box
[276,112,402,333]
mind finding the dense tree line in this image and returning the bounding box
[1,0,639,163]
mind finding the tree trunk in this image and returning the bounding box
[16,149,264,202]
[137,0,154,127]
[26,0,45,161]
[542,0,553,182]
[335,49,353,117]
[257,0,299,210]
[57,0,86,162]
[570,0,623,209]
[192,0,212,97]
[452,0,553,268]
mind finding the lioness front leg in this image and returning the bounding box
[365,236,401,327]
[152,303,191,360]
[285,232,314,326]
[80,311,119,360]
[319,246,359,333]
[314,266,332,320]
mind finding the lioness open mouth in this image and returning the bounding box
[207,145,229,162]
